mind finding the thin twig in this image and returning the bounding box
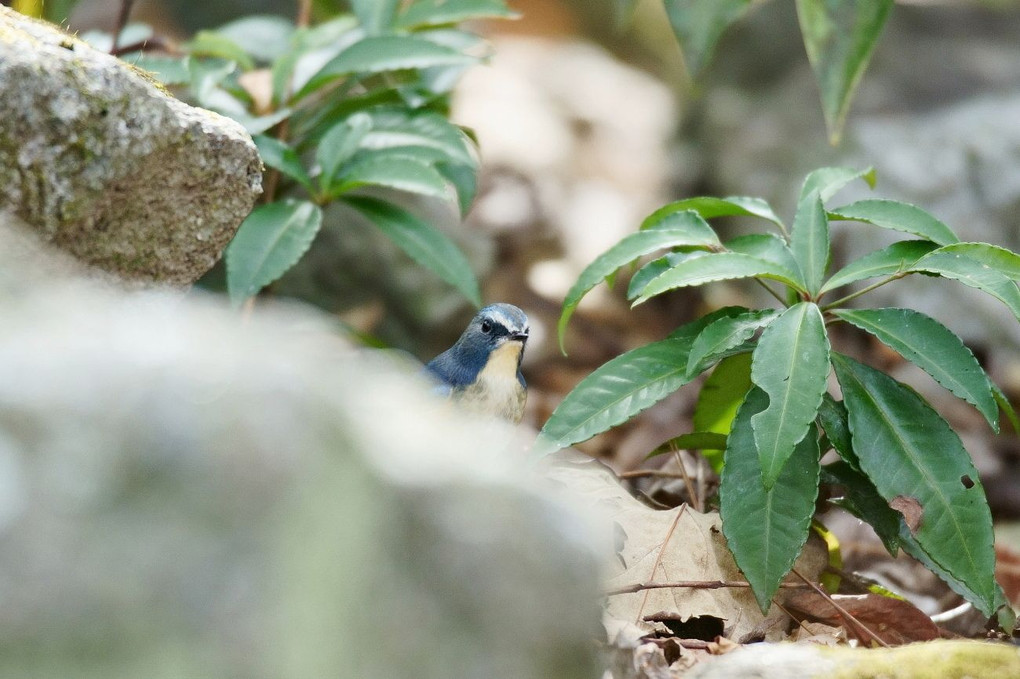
[110,0,135,54]
[754,278,790,306]
[672,445,702,512]
[821,273,906,311]
[110,36,178,57]
[635,504,687,624]
[607,580,811,596]
[617,470,687,480]
[791,568,890,648]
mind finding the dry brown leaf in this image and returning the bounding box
[785,591,941,645]
[540,450,827,643]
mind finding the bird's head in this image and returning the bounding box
[450,303,530,373]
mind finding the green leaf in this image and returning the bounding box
[559,211,721,352]
[661,0,753,78]
[215,15,295,63]
[831,353,998,616]
[790,192,829,295]
[626,253,690,299]
[642,196,785,232]
[821,461,900,555]
[316,113,373,191]
[352,0,400,35]
[993,383,1020,434]
[799,166,876,203]
[795,0,893,144]
[820,240,937,294]
[298,36,476,99]
[829,199,959,246]
[646,432,730,459]
[184,31,255,70]
[909,248,1020,322]
[344,197,480,306]
[693,352,753,472]
[254,135,313,193]
[538,308,745,453]
[934,242,1020,281]
[363,108,476,167]
[226,200,323,306]
[437,161,477,216]
[687,308,780,377]
[725,234,804,283]
[632,252,806,305]
[397,0,519,29]
[817,394,857,469]
[833,308,998,431]
[720,387,820,613]
[333,154,452,201]
[750,302,830,488]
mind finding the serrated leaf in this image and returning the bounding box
[344,197,480,306]
[725,234,804,284]
[751,302,830,488]
[935,242,1020,281]
[662,0,753,78]
[829,199,959,246]
[226,200,323,306]
[791,192,829,294]
[397,0,519,29]
[693,352,753,472]
[833,308,998,431]
[298,35,476,98]
[254,135,313,192]
[626,252,690,299]
[820,240,937,294]
[909,248,1020,322]
[333,153,452,201]
[832,353,998,616]
[799,166,876,203]
[720,387,820,613]
[796,0,893,144]
[632,252,806,305]
[315,113,373,191]
[559,211,721,352]
[687,308,780,377]
[351,0,400,35]
[642,196,786,232]
[537,308,746,454]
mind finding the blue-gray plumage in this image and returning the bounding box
[425,303,529,423]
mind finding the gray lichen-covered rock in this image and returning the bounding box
[0,7,262,285]
[0,227,601,679]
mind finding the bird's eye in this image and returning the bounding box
[480,320,492,334]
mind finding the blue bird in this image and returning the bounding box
[425,303,530,423]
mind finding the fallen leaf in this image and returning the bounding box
[888,495,923,535]
[785,591,941,645]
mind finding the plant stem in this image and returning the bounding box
[755,278,789,306]
[820,273,905,311]
[110,0,135,54]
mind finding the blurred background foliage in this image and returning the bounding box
[20,0,1020,489]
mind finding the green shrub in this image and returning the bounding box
[129,0,517,308]
[541,166,1018,628]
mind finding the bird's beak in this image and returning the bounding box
[511,331,529,344]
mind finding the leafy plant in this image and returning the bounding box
[541,166,1018,628]
[129,0,517,308]
[618,0,893,144]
